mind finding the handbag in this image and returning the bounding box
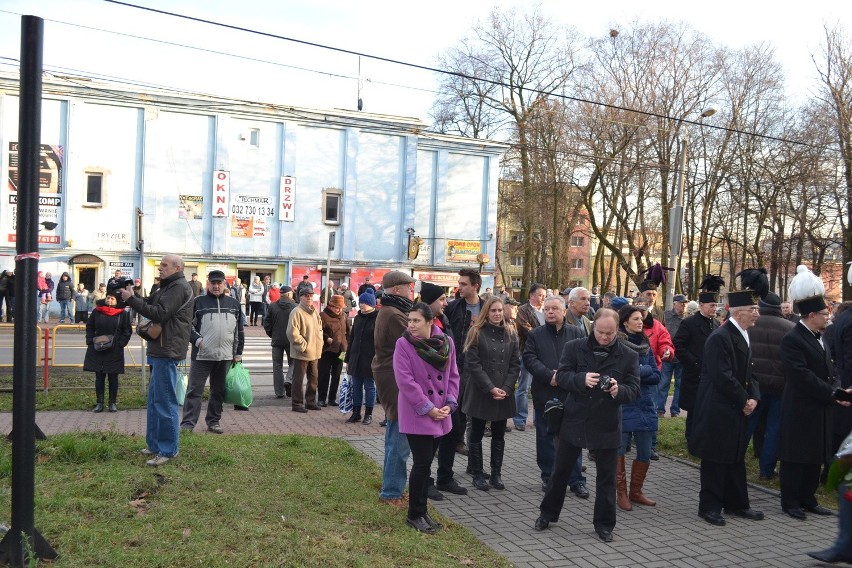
[543,397,565,435]
[137,291,194,342]
[93,334,114,351]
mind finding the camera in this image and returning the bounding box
[107,277,135,308]
[598,375,614,391]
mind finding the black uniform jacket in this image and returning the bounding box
[673,313,719,412]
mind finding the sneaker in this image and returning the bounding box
[207,423,224,434]
[146,454,175,467]
[139,448,154,456]
[436,478,468,495]
[362,415,373,425]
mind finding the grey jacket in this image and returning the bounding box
[189,292,244,361]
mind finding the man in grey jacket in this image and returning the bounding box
[181,270,245,434]
[121,254,193,467]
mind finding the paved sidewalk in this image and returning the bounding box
[1,403,839,568]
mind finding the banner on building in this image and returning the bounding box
[5,142,64,245]
[178,195,203,219]
[230,215,253,238]
[231,194,275,217]
[446,240,481,262]
[108,261,137,279]
[280,176,295,221]
[212,170,229,217]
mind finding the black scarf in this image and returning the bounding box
[380,293,413,313]
[404,330,450,370]
[619,330,651,357]
[587,332,616,364]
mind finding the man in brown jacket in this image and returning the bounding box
[287,285,324,413]
[513,283,547,430]
[372,270,415,503]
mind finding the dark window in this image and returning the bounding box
[86,173,103,205]
[323,190,342,225]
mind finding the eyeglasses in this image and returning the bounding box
[817,311,831,317]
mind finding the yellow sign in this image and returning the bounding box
[446,240,481,262]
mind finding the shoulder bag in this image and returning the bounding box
[137,291,194,342]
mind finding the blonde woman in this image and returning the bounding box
[462,296,520,491]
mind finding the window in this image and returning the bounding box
[84,172,103,206]
[510,233,524,243]
[511,255,524,266]
[322,189,342,225]
[511,278,522,288]
[249,128,260,147]
[571,258,584,269]
[570,236,584,247]
[570,280,583,288]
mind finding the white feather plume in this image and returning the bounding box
[788,264,825,302]
[847,261,852,286]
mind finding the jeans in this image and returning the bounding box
[746,392,782,477]
[513,363,531,428]
[620,430,653,462]
[58,299,72,323]
[533,406,585,487]
[656,361,683,415]
[271,345,293,397]
[38,301,49,322]
[146,357,181,458]
[380,419,411,500]
[350,374,376,408]
[181,359,230,429]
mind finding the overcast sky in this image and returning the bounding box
[0,0,850,121]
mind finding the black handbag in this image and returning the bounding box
[93,335,114,351]
[543,397,565,435]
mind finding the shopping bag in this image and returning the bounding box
[338,375,353,414]
[176,373,188,406]
[224,362,254,408]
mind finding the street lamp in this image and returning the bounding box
[666,107,716,310]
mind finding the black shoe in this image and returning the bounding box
[306,404,322,411]
[108,403,117,413]
[581,465,587,473]
[362,415,373,425]
[783,507,806,520]
[318,400,328,407]
[699,511,726,526]
[571,484,590,499]
[805,505,835,516]
[596,529,613,543]
[465,466,490,479]
[758,472,777,481]
[284,382,292,397]
[93,403,104,413]
[472,474,490,491]
[406,516,436,534]
[455,443,469,456]
[329,400,338,407]
[436,479,468,495]
[490,474,505,490]
[483,428,492,438]
[423,512,443,531]
[234,405,250,411]
[379,419,387,427]
[650,450,659,461]
[275,394,286,399]
[725,508,764,520]
[292,406,308,413]
[807,549,852,563]
[542,480,550,493]
[427,485,445,501]
[515,423,526,431]
[346,413,362,423]
[534,516,550,531]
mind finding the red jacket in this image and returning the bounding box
[644,318,674,370]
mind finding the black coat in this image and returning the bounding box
[827,311,852,449]
[688,323,760,464]
[264,296,297,350]
[83,306,132,374]
[345,309,378,378]
[444,297,484,369]
[672,313,719,412]
[746,305,795,396]
[779,323,838,464]
[461,322,520,422]
[523,322,582,410]
[555,336,640,450]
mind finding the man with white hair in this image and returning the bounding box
[689,290,763,526]
[565,287,592,337]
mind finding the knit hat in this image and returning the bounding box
[329,295,346,309]
[358,288,376,307]
[279,285,293,294]
[610,296,631,310]
[758,292,781,309]
[419,282,445,305]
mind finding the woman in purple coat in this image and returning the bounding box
[393,302,460,534]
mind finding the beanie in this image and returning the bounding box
[419,282,445,305]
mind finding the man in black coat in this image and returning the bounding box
[523,296,584,495]
[535,308,640,543]
[778,294,850,520]
[673,291,719,441]
[689,290,763,526]
[826,303,852,455]
[264,285,297,398]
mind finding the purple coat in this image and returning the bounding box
[394,325,460,437]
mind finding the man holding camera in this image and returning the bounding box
[534,308,640,543]
[120,254,193,467]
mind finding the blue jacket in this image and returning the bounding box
[619,332,660,433]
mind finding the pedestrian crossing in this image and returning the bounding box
[241,335,276,376]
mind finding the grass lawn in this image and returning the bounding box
[656,416,836,508]
[0,432,510,568]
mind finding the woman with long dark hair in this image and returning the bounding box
[393,302,460,534]
[462,296,520,491]
[84,293,132,412]
[615,304,661,511]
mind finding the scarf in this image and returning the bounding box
[404,329,450,370]
[587,331,616,364]
[380,293,414,313]
[96,305,124,316]
[642,310,654,328]
[619,330,651,357]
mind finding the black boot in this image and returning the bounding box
[468,442,489,491]
[108,401,118,413]
[93,401,104,413]
[490,439,505,490]
[346,406,362,423]
[362,407,373,425]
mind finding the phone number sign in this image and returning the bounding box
[231,194,275,217]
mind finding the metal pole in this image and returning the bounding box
[324,232,335,306]
[666,131,688,311]
[0,15,58,564]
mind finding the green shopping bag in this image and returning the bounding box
[224,362,253,408]
[176,373,188,406]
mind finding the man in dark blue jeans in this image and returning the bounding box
[523,296,586,496]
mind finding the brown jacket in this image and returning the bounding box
[372,303,409,420]
[516,302,542,350]
[286,303,323,361]
[320,308,350,353]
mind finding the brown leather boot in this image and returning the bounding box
[617,455,632,511]
[629,460,656,506]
